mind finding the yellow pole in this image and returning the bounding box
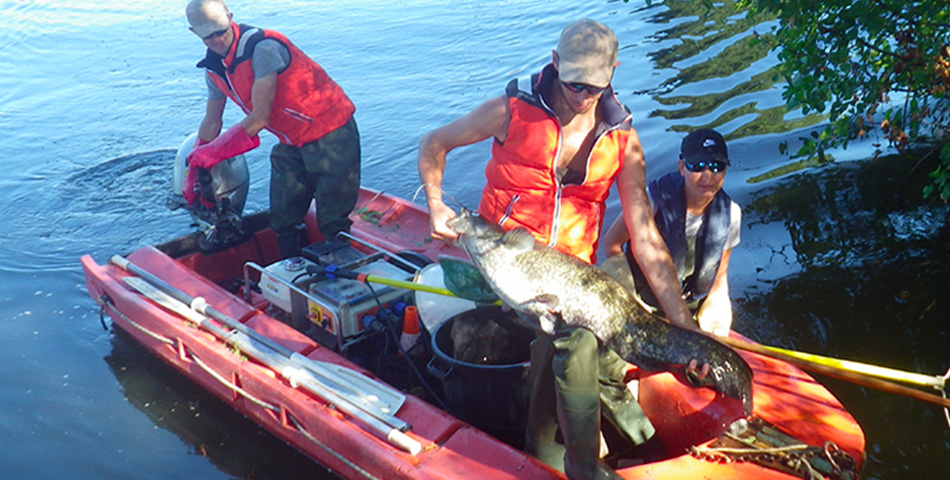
[361,273,502,305]
[723,337,950,410]
[755,343,945,389]
[362,274,460,297]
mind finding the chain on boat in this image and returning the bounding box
[689,417,861,480]
[96,294,382,480]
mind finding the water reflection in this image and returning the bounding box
[736,150,950,477]
[642,0,825,141]
[105,329,334,480]
[745,150,947,270]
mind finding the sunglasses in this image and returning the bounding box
[560,81,607,95]
[202,28,229,41]
[682,159,727,173]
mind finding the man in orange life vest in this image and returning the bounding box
[418,19,704,479]
[184,0,361,258]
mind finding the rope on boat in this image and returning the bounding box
[286,414,381,480]
[190,348,382,479]
[99,293,276,411]
[189,352,279,412]
[98,295,174,346]
[97,296,110,331]
[170,343,382,479]
[99,293,381,478]
[110,263,421,455]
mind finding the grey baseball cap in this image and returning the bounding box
[556,19,618,88]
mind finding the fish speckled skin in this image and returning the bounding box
[448,209,753,415]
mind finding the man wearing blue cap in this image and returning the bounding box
[603,128,742,337]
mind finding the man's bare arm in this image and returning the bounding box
[615,129,695,330]
[418,95,510,242]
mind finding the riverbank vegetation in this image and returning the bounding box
[634,1,950,198]
[736,0,950,199]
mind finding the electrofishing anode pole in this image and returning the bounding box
[723,337,950,410]
[310,264,464,298]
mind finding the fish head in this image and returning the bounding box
[690,351,754,416]
[447,209,506,255]
[448,211,540,262]
[447,209,496,238]
[445,208,477,236]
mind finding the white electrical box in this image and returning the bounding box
[248,239,419,350]
[259,256,315,313]
[295,258,412,343]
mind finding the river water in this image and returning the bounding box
[1,1,946,479]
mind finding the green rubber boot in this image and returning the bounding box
[552,328,623,480]
[524,334,566,472]
[275,225,306,259]
[598,348,664,462]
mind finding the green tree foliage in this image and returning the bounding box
[737,0,950,199]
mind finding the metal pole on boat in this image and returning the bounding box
[109,255,422,455]
[724,337,950,409]
[752,342,945,389]
[338,231,426,272]
[317,266,484,300]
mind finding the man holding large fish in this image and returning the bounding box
[418,18,751,479]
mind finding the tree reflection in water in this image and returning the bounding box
[737,149,949,478]
[641,0,826,141]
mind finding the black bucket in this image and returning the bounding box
[427,305,534,442]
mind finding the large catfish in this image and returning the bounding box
[447,209,753,415]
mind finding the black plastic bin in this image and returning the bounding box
[427,305,535,443]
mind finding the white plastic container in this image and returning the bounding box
[413,263,475,334]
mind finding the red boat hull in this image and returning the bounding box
[82,187,864,479]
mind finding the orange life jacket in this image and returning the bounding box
[198,23,355,147]
[478,64,632,264]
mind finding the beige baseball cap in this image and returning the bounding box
[556,19,618,88]
[186,0,231,38]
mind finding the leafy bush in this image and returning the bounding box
[736,0,950,198]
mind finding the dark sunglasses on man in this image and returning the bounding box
[560,80,607,95]
[682,159,727,174]
[202,28,229,41]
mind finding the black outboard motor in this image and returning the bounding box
[168,132,250,250]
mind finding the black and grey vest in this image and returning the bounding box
[624,171,731,309]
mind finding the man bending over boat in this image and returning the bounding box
[418,18,706,479]
[183,0,361,258]
[602,129,742,338]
